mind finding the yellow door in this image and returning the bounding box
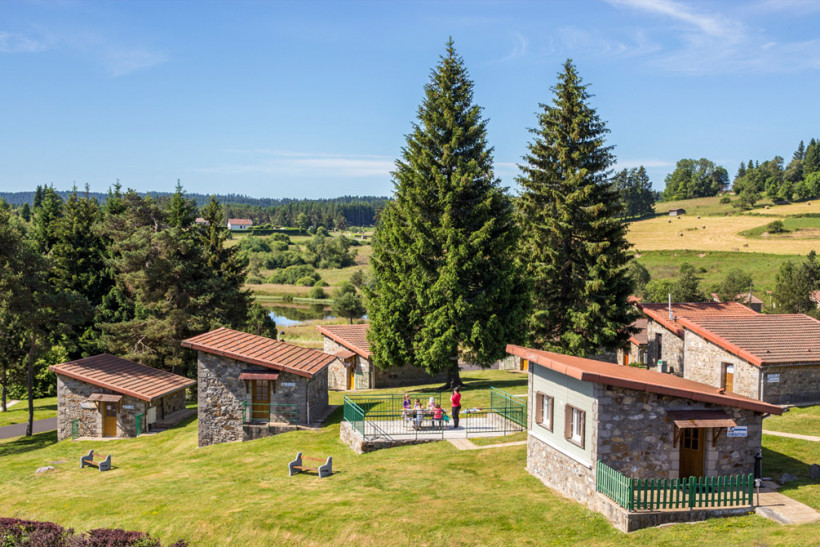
[347,362,355,390]
[102,402,117,437]
[680,428,704,478]
[522,359,529,372]
[252,380,270,420]
[723,364,734,392]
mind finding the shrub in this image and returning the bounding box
[270,233,292,243]
[269,240,289,252]
[262,250,304,269]
[719,196,731,204]
[767,220,789,234]
[237,235,271,254]
[267,264,320,285]
[314,280,329,287]
[308,286,328,299]
[0,518,188,547]
[296,276,317,286]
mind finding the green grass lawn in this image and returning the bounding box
[0,397,57,428]
[763,405,820,436]
[470,431,528,446]
[739,216,820,239]
[762,434,820,511]
[3,375,820,545]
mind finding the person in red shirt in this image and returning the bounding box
[450,386,461,429]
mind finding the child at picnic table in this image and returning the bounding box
[432,403,447,429]
[413,399,424,430]
[427,397,436,411]
[402,394,412,420]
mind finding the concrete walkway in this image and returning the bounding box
[448,438,527,451]
[0,400,20,410]
[0,417,57,439]
[755,480,820,525]
[763,429,820,442]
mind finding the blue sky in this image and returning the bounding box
[2,0,820,199]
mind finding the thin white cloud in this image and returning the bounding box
[0,31,47,53]
[606,0,735,38]
[492,32,528,63]
[102,47,167,77]
[192,151,394,178]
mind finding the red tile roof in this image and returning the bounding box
[50,354,195,402]
[679,314,820,367]
[316,324,371,359]
[227,218,253,225]
[638,302,758,337]
[182,328,336,378]
[628,318,648,346]
[506,344,782,415]
[711,293,764,305]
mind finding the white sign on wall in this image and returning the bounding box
[282,382,296,387]
[767,374,780,383]
[122,405,134,410]
[728,426,748,438]
[80,402,96,410]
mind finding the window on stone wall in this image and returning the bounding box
[535,392,553,431]
[564,405,585,448]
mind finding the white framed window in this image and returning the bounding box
[565,405,586,448]
[535,392,553,432]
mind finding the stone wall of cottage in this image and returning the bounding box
[596,384,763,478]
[683,331,759,400]
[323,337,371,389]
[197,352,246,447]
[616,342,646,368]
[56,375,146,441]
[758,365,820,405]
[646,321,684,375]
[527,434,597,508]
[271,368,329,424]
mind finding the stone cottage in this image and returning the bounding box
[638,301,758,376]
[616,317,648,367]
[679,313,820,405]
[506,344,782,532]
[317,323,446,390]
[50,354,194,441]
[182,327,336,447]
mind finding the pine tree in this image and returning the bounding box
[804,139,820,176]
[517,59,637,356]
[794,140,806,161]
[32,186,63,254]
[20,202,31,222]
[368,39,527,385]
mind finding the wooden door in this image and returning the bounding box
[723,364,734,392]
[251,380,270,420]
[347,363,355,390]
[102,402,117,437]
[522,359,529,372]
[679,428,704,478]
[623,353,630,366]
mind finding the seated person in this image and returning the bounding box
[402,394,412,420]
[427,397,436,411]
[413,399,424,430]
[431,403,446,429]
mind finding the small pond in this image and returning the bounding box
[267,304,334,326]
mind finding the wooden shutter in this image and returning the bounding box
[564,405,572,439]
[535,393,543,425]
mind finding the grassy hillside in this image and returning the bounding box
[2,371,820,545]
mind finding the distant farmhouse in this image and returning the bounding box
[317,323,446,390]
[638,302,758,375]
[195,217,209,226]
[616,317,647,367]
[182,328,335,447]
[711,292,763,313]
[668,208,686,216]
[227,218,253,231]
[51,354,194,440]
[680,314,820,405]
[508,344,782,532]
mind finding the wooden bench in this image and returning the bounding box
[288,452,332,478]
[80,449,112,472]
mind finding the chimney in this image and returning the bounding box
[668,293,673,320]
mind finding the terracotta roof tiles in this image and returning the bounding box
[182,328,336,377]
[628,318,648,346]
[506,344,782,415]
[316,324,371,359]
[638,301,758,337]
[679,314,820,367]
[49,354,194,402]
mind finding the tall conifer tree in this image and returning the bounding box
[368,39,526,385]
[517,60,636,356]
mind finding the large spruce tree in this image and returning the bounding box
[517,59,636,356]
[368,39,526,385]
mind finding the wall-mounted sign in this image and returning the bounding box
[80,402,96,410]
[767,374,780,383]
[122,405,134,410]
[728,426,747,438]
[282,382,296,387]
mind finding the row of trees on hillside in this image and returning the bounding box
[0,184,275,434]
[732,140,820,208]
[367,42,637,386]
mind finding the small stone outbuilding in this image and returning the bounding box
[317,323,446,390]
[639,301,758,376]
[680,313,820,405]
[51,354,194,441]
[507,344,782,532]
[616,317,648,367]
[182,327,336,447]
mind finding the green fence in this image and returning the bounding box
[135,413,144,436]
[241,402,298,425]
[490,387,527,427]
[596,461,755,511]
[71,419,80,440]
[343,396,366,435]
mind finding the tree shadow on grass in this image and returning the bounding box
[0,430,58,458]
[762,445,820,499]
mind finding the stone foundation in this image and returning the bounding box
[527,434,596,507]
[339,420,440,453]
[595,493,753,532]
[243,422,298,442]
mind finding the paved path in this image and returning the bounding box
[448,438,527,451]
[755,480,820,525]
[0,417,57,440]
[0,400,20,410]
[763,429,820,442]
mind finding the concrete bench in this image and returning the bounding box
[288,452,332,478]
[80,449,112,472]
